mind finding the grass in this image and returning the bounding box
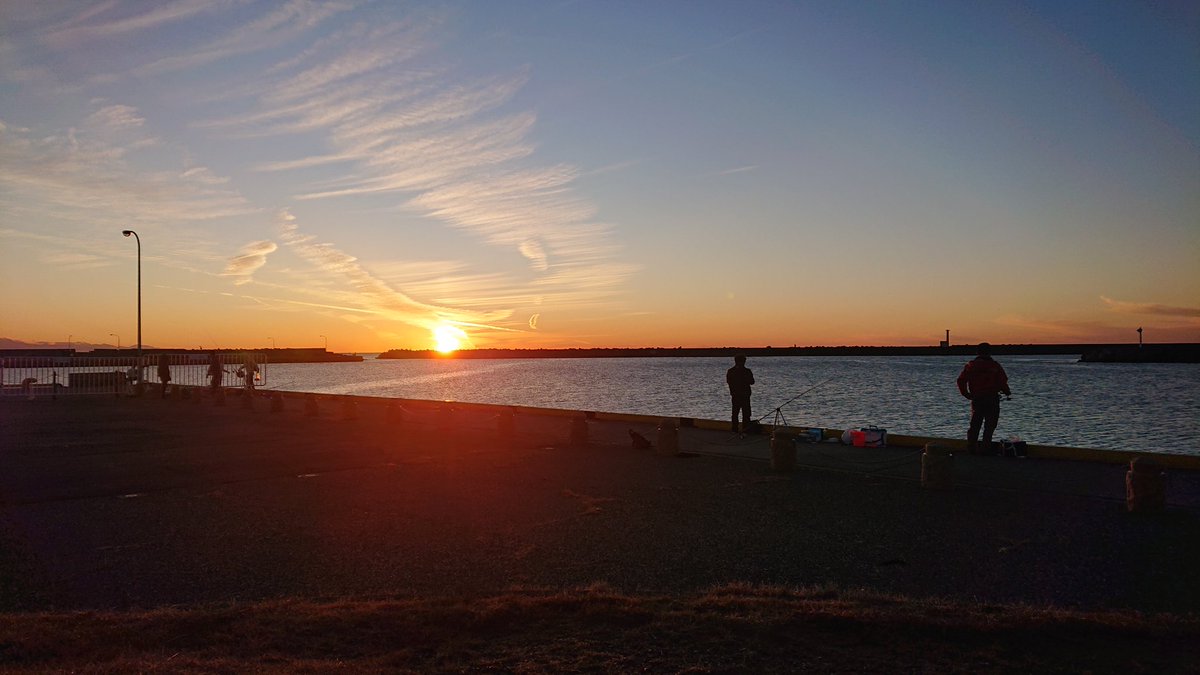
[0,584,1196,674]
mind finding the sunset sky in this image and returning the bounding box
[2,1,1197,353]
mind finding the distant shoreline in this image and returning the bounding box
[377,343,1200,362]
[3,343,1196,363]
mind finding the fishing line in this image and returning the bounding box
[756,376,838,426]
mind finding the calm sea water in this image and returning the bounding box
[262,355,1200,455]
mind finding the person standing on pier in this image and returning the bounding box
[727,354,755,435]
[206,352,227,394]
[956,342,1011,455]
[157,354,172,399]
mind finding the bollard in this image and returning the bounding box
[304,393,319,417]
[921,443,954,489]
[770,431,797,472]
[568,416,589,448]
[656,418,679,456]
[213,388,226,407]
[270,391,284,413]
[498,408,515,440]
[341,398,358,421]
[1126,457,1165,513]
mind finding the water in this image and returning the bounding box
[262,355,1200,455]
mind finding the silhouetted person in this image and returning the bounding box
[726,355,755,434]
[157,354,172,398]
[238,354,260,392]
[957,342,1011,455]
[206,352,226,394]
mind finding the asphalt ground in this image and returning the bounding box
[2,393,1198,614]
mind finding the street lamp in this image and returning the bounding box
[320,334,327,350]
[268,337,276,349]
[121,230,141,363]
[110,333,121,350]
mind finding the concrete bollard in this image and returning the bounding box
[341,398,358,421]
[270,392,284,413]
[770,431,797,472]
[656,418,679,456]
[568,416,589,448]
[1126,457,1165,513]
[921,443,954,489]
[304,393,319,417]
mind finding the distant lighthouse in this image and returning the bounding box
[940,330,950,348]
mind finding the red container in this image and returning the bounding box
[850,430,866,447]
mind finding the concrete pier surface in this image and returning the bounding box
[2,393,1199,614]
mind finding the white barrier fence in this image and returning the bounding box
[0,353,268,398]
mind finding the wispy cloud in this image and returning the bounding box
[40,252,115,270]
[133,0,359,77]
[197,13,635,336]
[1101,296,1200,319]
[222,240,278,285]
[0,106,256,227]
[46,0,237,45]
[275,210,513,331]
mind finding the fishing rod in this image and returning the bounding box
[757,375,837,427]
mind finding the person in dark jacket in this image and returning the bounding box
[956,342,1011,455]
[726,355,755,434]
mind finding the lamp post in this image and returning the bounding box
[68,334,72,350]
[121,230,141,363]
[268,337,276,349]
[320,334,327,351]
[110,333,121,350]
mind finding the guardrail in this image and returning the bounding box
[0,352,268,398]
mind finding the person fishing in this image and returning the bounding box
[206,351,228,394]
[726,354,755,435]
[956,342,1011,455]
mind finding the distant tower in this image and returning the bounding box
[1137,327,1143,349]
[940,329,950,348]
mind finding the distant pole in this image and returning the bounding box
[68,334,72,350]
[268,336,276,349]
[320,334,327,350]
[121,230,141,363]
[1137,327,1143,349]
[110,333,120,350]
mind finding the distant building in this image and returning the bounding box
[939,329,950,348]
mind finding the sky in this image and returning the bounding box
[1,0,1197,353]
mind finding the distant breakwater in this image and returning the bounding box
[378,344,1199,361]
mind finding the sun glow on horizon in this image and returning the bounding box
[433,324,468,353]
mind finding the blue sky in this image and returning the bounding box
[1,1,1197,351]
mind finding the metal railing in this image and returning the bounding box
[0,352,268,398]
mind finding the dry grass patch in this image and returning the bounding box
[0,584,1196,673]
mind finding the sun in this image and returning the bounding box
[432,324,468,354]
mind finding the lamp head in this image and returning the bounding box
[122,230,133,237]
